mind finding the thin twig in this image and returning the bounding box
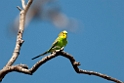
[21,0,26,9]
[17,6,22,11]
[25,0,33,12]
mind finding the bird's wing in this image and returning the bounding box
[48,37,59,52]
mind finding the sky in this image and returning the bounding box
[0,0,124,83]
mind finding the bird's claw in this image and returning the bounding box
[60,47,64,51]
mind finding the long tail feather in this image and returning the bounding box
[32,51,48,60]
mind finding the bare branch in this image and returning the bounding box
[0,64,31,81]
[17,6,22,11]
[21,0,26,9]
[0,0,33,81]
[29,52,58,73]
[5,0,33,67]
[25,0,33,12]
[28,51,124,83]
[1,50,124,83]
[59,51,123,83]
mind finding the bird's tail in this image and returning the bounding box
[32,51,48,60]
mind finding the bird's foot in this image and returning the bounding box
[60,47,64,51]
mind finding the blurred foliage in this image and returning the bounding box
[9,0,78,34]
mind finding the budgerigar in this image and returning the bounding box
[32,30,68,60]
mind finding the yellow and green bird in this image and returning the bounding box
[32,30,68,60]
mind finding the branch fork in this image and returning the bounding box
[0,0,33,82]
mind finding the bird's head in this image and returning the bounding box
[59,30,68,39]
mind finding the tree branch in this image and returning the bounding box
[17,6,22,11]
[30,51,123,83]
[0,51,123,83]
[0,0,33,82]
[29,52,59,73]
[25,0,33,12]
[59,51,124,83]
[21,0,26,9]
[5,0,33,67]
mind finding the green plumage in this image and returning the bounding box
[32,30,68,60]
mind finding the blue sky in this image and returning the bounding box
[0,0,124,83]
